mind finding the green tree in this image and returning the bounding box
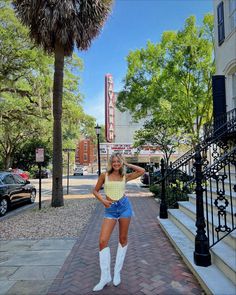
[0,3,98,173]
[0,2,53,169]
[13,139,52,172]
[117,15,215,147]
[134,118,182,166]
[13,0,113,207]
[0,1,53,110]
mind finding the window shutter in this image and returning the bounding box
[217,2,225,45]
[212,75,227,135]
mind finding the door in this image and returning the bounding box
[2,174,22,203]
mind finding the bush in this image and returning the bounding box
[149,183,190,208]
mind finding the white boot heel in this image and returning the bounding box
[113,243,128,287]
[93,247,112,292]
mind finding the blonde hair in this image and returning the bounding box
[107,152,125,176]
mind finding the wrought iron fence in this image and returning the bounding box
[202,147,236,248]
[157,108,236,266]
[156,108,236,209]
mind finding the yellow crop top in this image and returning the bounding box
[104,173,126,200]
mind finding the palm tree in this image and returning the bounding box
[13,0,113,207]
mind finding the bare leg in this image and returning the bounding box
[99,218,117,250]
[93,218,117,292]
[113,218,131,286]
[118,218,131,246]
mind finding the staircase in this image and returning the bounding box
[156,109,236,295]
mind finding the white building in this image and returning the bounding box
[105,74,146,144]
[113,92,147,143]
[213,0,236,112]
[104,74,180,164]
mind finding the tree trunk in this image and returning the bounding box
[51,43,64,207]
[4,152,12,170]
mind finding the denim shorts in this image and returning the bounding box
[104,196,134,219]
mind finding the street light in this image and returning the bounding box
[95,124,101,176]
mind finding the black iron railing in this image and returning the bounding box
[158,108,236,210]
[214,107,236,133]
[169,107,236,172]
[157,108,236,267]
[202,147,236,248]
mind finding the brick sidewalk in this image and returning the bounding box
[48,191,204,295]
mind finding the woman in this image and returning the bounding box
[92,153,145,292]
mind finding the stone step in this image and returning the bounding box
[189,186,236,207]
[158,216,236,295]
[187,193,236,228]
[179,200,236,250]
[168,208,236,285]
[209,177,236,193]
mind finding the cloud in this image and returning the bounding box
[83,90,105,125]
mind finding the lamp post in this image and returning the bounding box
[95,124,101,176]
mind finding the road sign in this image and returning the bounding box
[36,148,44,163]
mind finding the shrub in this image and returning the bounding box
[149,183,190,208]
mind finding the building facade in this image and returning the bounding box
[104,74,179,166]
[114,92,147,143]
[213,0,236,112]
[75,139,95,166]
[105,74,146,144]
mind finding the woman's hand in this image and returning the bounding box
[117,154,127,166]
[102,199,113,208]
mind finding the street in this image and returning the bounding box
[2,174,143,219]
[30,173,100,200]
[30,173,143,200]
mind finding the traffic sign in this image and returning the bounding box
[36,148,44,163]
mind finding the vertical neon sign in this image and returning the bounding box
[105,74,115,142]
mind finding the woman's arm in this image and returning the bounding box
[92,173,112,207]
[123,160,145,182]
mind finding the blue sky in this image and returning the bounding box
[77,0,213,125]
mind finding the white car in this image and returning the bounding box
[96,168,107,174]
[73,167,83,176]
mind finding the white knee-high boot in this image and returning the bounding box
[93,247,112,292]
[113,243,128,286]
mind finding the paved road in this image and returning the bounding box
[2,174,142,219]
[30,173,100,199]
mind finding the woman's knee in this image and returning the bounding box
[99,238,109,250]
[119,236,128,246]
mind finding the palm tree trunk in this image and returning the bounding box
[51,43,64,207]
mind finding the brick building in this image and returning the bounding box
[75,139,95,167]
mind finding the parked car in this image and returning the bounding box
[0,172,36,217]
[96,168,107,174]
[34,169,52,179]
[11,168,29,180]
[74,166,84,176]
[141,169,193,185]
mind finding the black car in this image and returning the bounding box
[34,169,52,179]
[0,172,36,217]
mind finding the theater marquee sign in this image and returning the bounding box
[105,74,115,142]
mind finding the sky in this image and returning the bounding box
[77,0,213,125]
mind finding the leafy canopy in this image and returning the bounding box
[117,15,215,146]
[13,0,113,55]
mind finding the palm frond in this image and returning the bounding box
[13,0,113,56]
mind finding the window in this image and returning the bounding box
[3,174,15,184]
[13,174,25,184]
[232,72,236,108]
[84,142,88,152]
[217,2,225,45]
[229,0,236,32]
[83,154,87,161]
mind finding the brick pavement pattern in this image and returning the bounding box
[48,187,203,295]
